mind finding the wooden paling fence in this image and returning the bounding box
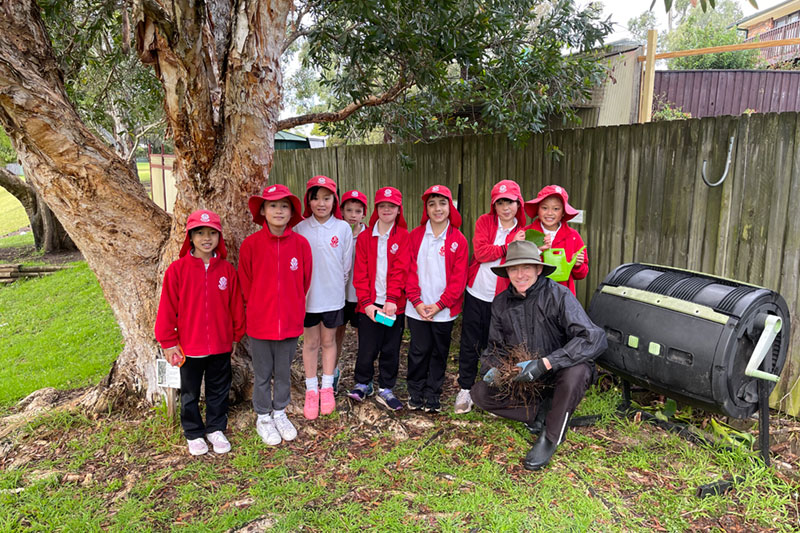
[272,112,800,415]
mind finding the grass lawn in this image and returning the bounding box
[0,389,797,531]
[0,232,35,249]
[137,161,151,187]
[0,185,29,237]
[0,261,122,408]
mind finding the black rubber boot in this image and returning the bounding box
[524,395,551,436]
[523,436,558,471]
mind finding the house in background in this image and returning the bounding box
[738,0,800,65]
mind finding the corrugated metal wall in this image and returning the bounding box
[654,70,800,118]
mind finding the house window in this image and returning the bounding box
[775,12,800,28]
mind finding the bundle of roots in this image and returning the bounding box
[490,344,547,405]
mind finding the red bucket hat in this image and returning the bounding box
[524,184,579,222]
[341,189,369,214]
[368,186,407,229]
[420,184,462,228]
[303,175,342,219]
[179,209,228,259]
[490,180,526,227]
[248,184,304,228]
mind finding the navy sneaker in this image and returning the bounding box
[375,389,403,411]
[333,367,340,394]
[347,383,369,402]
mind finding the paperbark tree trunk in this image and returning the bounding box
[0,0,291,407]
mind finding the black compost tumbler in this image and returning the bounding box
[588,263,790,420]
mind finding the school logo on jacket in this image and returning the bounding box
[450,242,459,253]
[290,257,299,271]
[390,243,399,254]
[439,245,445,257]
[330,236,339,248]
[218,276,228,290]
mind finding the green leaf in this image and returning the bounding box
[525,229,545,248]
[662,398,677,418]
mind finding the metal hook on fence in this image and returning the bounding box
[701,136,735,187]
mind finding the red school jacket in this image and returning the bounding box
[524,218,589,296]
[238,226,313,340]
[466,213,521,297]
[353,223,410,313]
[155,254,245,356]
[406,224,469,316]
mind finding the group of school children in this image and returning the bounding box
[154,176,587,456]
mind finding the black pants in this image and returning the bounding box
[406,317,454,402]
[457,291,493,390]
[179,352,232,440]
[471,362,594,443]
[354,310,405,390]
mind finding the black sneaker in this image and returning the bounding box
[408,397,424,410]
[424,398,441,413]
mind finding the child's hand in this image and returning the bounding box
[383,302,397,316]
[164,347,182,366]
[574,251,585,267]
[540,234,553,251]
[513,230,526,242]
[423,304,440,319]
[365,304,379,322]
[415,303,431,320]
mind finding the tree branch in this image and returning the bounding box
[277,78,412,130]
[139,0,175,42]
[0,167,35,212]
[125,119,165,162]
[282,2,311,54]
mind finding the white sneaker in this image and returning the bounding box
[256,415,281,446]
[187,437,209,456]
[272,413,298,442]
[454,388,474,414]
[206,430,231,454]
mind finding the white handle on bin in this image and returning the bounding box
[745,314,781,383]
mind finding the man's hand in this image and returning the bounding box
[483,367,498,386]
[383,302,397,316]
[513,359,548,383]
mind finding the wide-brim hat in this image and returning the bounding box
[303,175,343,219]
[524,184,579,222]
[369,186,407,229]
[420,184,462,228]
[491,240,556,278]
[179,209,228,259]
[490,180,526,227]
[248,185,304,228]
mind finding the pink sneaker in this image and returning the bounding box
[319,387,336,415]
[303,389,319,420]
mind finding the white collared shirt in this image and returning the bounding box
[467,219,518,302]
[346,223,367,302]
[373,222,394,305]
[294,215,354,313]
[405,221,454,322]
[543,222,561,242]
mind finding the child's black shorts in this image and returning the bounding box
[304,308,345,329]
[343,301,359,329]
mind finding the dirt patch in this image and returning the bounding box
[0,227,83,265]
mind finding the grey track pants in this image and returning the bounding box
[250,337,298,415]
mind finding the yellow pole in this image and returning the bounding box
[640,29,657,123]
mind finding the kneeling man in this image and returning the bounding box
[471,240,607,470]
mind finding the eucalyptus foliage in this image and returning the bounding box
[290,0,612,143]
